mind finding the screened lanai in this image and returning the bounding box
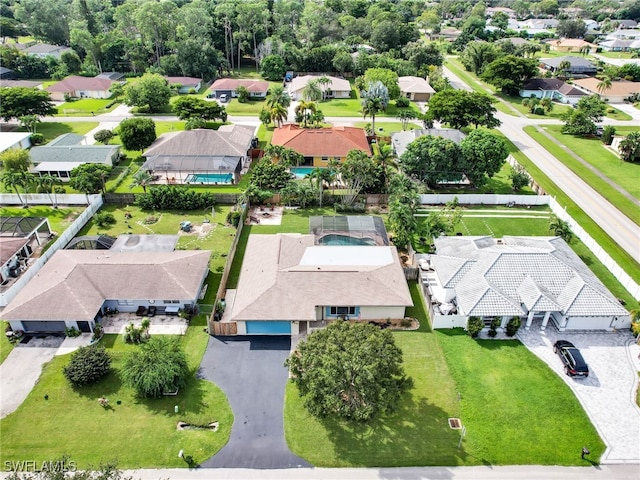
[139,155,242,185]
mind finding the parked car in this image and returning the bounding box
[218,93,229,103]
[553,340,589,378]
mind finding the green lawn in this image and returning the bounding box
[496,92,572,120]
[0,315,233,468]
[224,99,266,115]
[319,97,421,118]
[500,136,640,286]
[436,329,605,465]
[19,122,99,144]
[0,321,14,365]
[55,99,119,116]
[353,121,421,136]
[285,283,605,466]
[524,126,640,223]
[0,206,84,235]
[597,51,635,59]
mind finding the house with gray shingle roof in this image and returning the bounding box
[520,78,587,105]
[539,56,598,77]
[29,133,120,180]
[426,236,630,332]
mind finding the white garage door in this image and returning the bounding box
[564,316,611,330]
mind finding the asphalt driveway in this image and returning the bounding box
[199,335,311,469]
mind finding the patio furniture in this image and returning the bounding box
[165,305,180,315]
[136,305,148,316]
[148,305,157,317]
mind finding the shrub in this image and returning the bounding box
[467,316,483,337]
[93,129,114,145]
[30,133,45,145]
[533,106,545,115]
[123,321,149,344]
[121,337,189,398]
[136,185,216,211]
[143,215,158,225]
[94,211,116,228]
[65,327,81,337]
[63,345,111,387]
[226,210,241,227]
[506,316,522,336]
[602,125,616,145]
[491,317,502,330]
[395,97,410,108]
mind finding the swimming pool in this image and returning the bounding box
[291,167,316,179]
[318,234,377,246]
[185,173,233,184]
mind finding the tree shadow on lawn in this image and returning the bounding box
[318,395,479,467]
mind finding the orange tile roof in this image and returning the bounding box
[271,125,371,157]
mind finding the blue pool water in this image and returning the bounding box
[291,167,317,179]
[185,173,233,184]
[318,234,377,246]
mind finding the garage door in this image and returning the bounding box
[21,321,67,332]
[245,321,291,335]
[564,316,611,330]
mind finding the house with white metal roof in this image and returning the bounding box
[425,236,630,332]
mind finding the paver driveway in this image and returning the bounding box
[518,324,640,463]
[199,335,311,469]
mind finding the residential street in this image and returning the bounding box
[442,66,640,264]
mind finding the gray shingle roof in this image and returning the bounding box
[143,126,255,158]
[29,134,120,165]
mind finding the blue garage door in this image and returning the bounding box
[246,321,291,335]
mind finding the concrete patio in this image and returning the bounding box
[100,314,189,335]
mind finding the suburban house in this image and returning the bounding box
[222,222,412,335]
[271,125,371,166]
[521,19,559,30]
[573,77,640,103]
[164,76,202,94]
[21,43,73,59]
[423,236,630,332]
[1,249,211,334]
[605,29,640,41]
[29,133,120,180]
[289,75,351,101]
[0,79,42,89]
[486,6,516,18]
[599,39,640,51]
[519,78,587,104]
[46,75,113,101]
[209,78,270,99]
[391,128,466,157]
[96,72,125,81]
[547,39,598,54]
[398,76,435,101]
[0,217,51,288]
[0,132,31,155]
[0,67,15,80]
[141,125,256,184]
[614,20,638,29]
[539,56,598,77]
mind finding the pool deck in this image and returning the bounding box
[246,206,284,225]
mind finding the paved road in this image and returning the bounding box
[518,325,640,463]
[198,336,310,469]
[442,66,640,264]
[59,464,639,480]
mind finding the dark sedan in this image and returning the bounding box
[553,340,589,378]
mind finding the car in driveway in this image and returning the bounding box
[554,340,589,378]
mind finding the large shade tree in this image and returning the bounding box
[124,73,172,113]
[0,87,56,122]
[459,130,509,187]
[425,90,500,129]
[481,56,539,95]
[117,118,157,152]
[285,321,412,422]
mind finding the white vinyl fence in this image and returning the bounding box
[0,195,102,307]
[419,193,550,206]
[0,193,95,206]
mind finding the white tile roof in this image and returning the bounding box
[432,236,628,318]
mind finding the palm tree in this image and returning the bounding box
[317,76,331,101]
[373,143,397,192]
[361,81,389,135]
[549,216,574,243]
[311,109,325,127]
[270,103,288,127]
[302,79,322,102]
[556,60,571,79]
[130,169,153,193]
[1,170,31,207]
[306,167,332,207]
[539,98,554,114]
[326,158,341,194]
[267,85,291,108]
[396,110,417,130]
[35,174,61,208]
[597,76,613,97]
[295,100,316,127]
[618,131,640,162]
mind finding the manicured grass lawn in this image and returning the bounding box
[256,123,273,149]
[431,160,535,195]
[55,99,119,116]
[77,205,236,304]
[0,206,84,235]
[285,283,605,466]
[524,126,640,224]
[155,120,187,136]
[597,51,635,59]
[18,122,99,144]
[319,97,421,118]
[436,329,605,465]
[0,315,233,468]
[496,92,572,119]
[0,321,14,365]
[353,121,421,136]
[500,136,640,286]
[224,98,266,115]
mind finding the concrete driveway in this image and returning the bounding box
[0,346,58,418]
[518,325,640,463]
[199,336,311,469]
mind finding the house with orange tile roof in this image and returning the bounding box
[547,38,597,54]
[271,125,371,167]
[572,77,640,103]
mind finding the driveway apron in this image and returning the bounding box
[199,336,311,469]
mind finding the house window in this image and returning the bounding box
[321,157,329,162]
[163,300,179,304]
[333,156,341,162]
[117,300,134,306]
[330,306,356,316]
